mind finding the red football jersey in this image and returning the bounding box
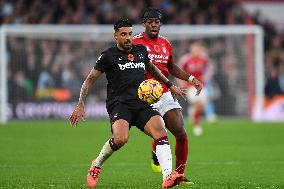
[133,32,174,93]
[178,53,208,87]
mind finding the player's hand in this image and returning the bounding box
[169,85,187,101]
[192,78,203,96]
[69,105,85,127]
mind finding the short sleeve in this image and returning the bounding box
[94,52,108,73]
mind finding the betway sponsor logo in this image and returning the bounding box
[148,53,169,63]
[118,62,145,70]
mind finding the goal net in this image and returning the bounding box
[0,25,264,123]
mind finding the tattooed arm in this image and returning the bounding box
[69,68,102,126]
[77,68,102,107]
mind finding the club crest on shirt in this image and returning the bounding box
[154,45,160,53]
[128,54,134,61]
[138,54,144,60]
[162,46,167,53]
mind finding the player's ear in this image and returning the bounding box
[114,32,118,40]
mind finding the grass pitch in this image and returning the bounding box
[0,120,284,189]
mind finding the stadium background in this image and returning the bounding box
[0,0,284,189]
[1,0,284,120]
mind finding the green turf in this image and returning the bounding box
[0,120,284,189]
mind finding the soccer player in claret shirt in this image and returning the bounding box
[133,8,203,184]
[69,19,186,188]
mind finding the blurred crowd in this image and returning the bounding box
[7,37,111,102]
[1,0,284,104]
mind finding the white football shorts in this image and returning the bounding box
[151,91,182,117]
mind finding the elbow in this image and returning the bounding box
[168,66,175,74]
[169,69,176,77]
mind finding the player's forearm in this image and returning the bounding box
[77,81,90,107]
[146,63,172,87]
[169,63,196,83]
[169,63,190,81]
[77,68,102,107]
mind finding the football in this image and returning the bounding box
[138,79,163,104]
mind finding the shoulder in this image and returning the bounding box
[104,47,116,55]
[158,35,172,46]
[133,33,144,45]
[99,47,116,58]
[96,48,114,63]
[133,33,144,40]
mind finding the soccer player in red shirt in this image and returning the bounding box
[178,42,213,136]
[133,8,202,184]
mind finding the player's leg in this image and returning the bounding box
[87,119,130,188]
[135,107,182,188]
[149,95,165,172]
[149,92,192,185]
[87,105,131,188]
[143,115,182,188]
[150,92,188,172]
[144,115,172,179]
[92,119,130,167]
[162,108,194,185]
[163,109,188,174]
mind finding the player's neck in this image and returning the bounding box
[144,32,158,40]
[116,44,132,53]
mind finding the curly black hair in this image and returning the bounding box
[142,8,163,23]
[114,18,132,31]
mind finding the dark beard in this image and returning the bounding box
[148,33,158,39]
[122,45,132,51]
[118,42,132,52]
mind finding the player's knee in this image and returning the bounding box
[145,115,167,139]
[175,129,187,139]
[164,111,186,138]
[152,125,167,140]
[175,121,187,136]
[114,135,128,147]
[169,124,186,138]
